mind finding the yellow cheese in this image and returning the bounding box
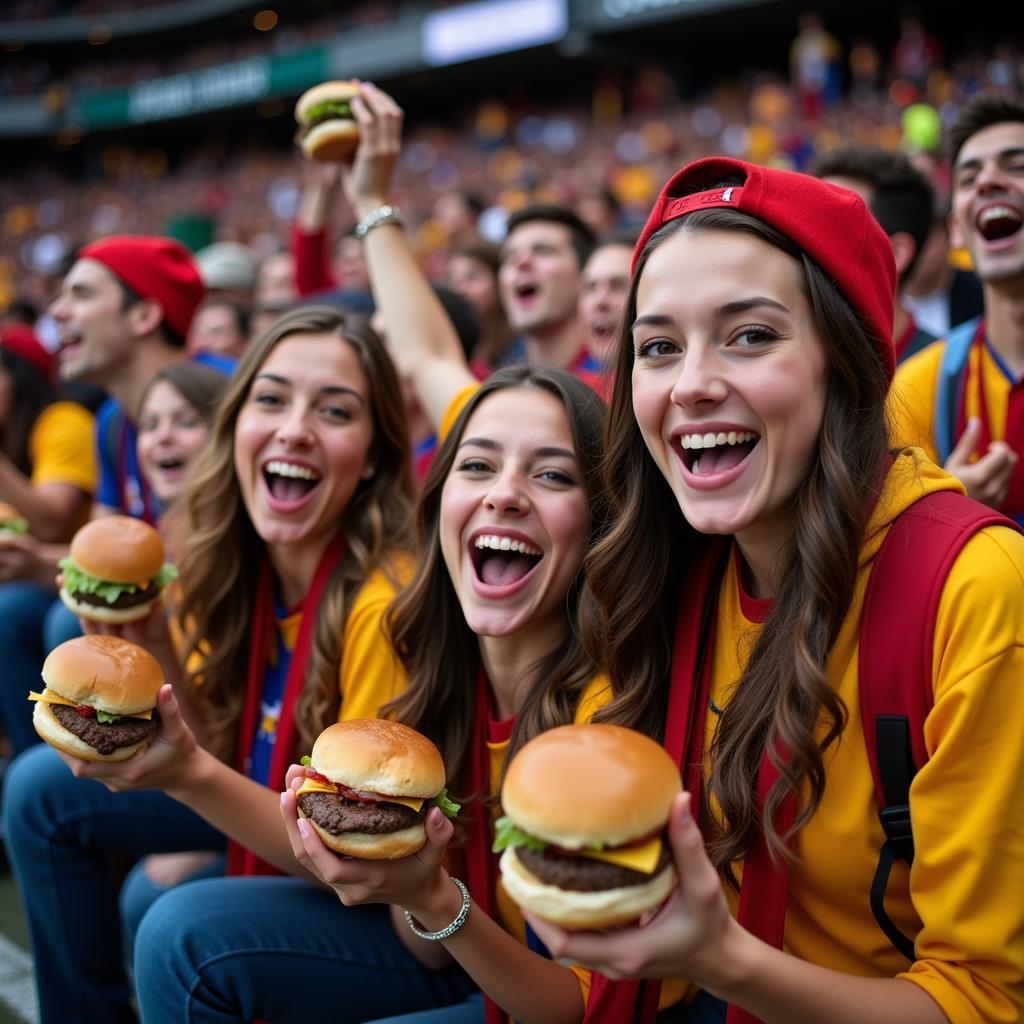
[578,836,663,875]
[293,776,425,813]
[26,689,154,721]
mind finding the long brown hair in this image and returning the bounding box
[583,210,891,882]
[177,306,414,764]
[385,367,609,794]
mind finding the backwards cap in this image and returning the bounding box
[633,157,897,380]
[0,324,54,380]
[78,235,205,341]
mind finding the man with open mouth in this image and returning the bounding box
[892,94,1024,525]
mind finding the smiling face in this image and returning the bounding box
[233,331,374,555]
[580,242,632,364]
[137,380,211,505]
[951,121,1024,285]
[48,259,136,383]
[631,227,827,560]
[499,222,582,336]
[439,387,589,639]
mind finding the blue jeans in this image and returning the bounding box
[2,744,225,1024]
[134,879,481,1023]
[0,584,79,755]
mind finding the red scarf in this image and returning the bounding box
[586,540,795,1024]
[956,319,1024,517]
[226,531,348,877]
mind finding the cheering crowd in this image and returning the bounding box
[0,65,1022,1024]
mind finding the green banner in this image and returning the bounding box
[78,45,327,129]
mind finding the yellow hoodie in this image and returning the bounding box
[697,448,1024,1022]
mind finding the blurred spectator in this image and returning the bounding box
[578,233,634,368]
[195,241,257,307]
[254,251,297,306]
[790,11,842,120]
[187,298,250,360]
[432,189,484,249]
[574,186,622,239]
[447,240,513,368]
[891,14,942,92]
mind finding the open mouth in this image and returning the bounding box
[470,534,543,588]
[515,283,540,303]
[977,205,1023,243]
[156,456,186,473]
[263,459,322,503]
[676,430,760,477]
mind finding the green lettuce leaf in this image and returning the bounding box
[58,558,178,605]
[305,100,352,121]
[96,709,121,724]
[0,517,27,535]
[492,816,547,853]
[300,755,312,766]
[431,787,460,819]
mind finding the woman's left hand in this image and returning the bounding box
[280,768,455,918]
[56,684,202,794]
[524,793,741,987]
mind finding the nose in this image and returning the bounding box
[275,404,314,447]
[974,159,1008,194]
[483,468,529,516]
[669,346,728,409]
[49,293,68,320]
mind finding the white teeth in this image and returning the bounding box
[265,460,321,481]
[679,431,757,450]
[979,205,1022,224]
[473,535,542,557]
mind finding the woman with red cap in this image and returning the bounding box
[0,323,96,754]
[518,158,1024,1024]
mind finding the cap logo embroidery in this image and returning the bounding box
[721,187,734,202]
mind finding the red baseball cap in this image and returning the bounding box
[633,157,897,380]
[78,235,205,342]
[0,324,54,380]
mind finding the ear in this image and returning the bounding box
[127,298,165,339]
[947,209,965,252]
[889,231,917,278]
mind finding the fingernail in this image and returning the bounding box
[280,791,287,806]
[679,794,692,821]
[297,820,310,838]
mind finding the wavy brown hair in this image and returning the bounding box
[177,306,414,765]
[582,210,891,883]
[385,367,610,796]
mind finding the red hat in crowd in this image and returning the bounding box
[78,235,206,342]
[0,324,54,380]
[633,157,897,381]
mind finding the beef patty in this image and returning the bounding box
[50,703,158,755]
[297,791,424,835]
[516,843,671,892]
[69,586,158,610]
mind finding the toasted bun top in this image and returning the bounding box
[69,516,165,583]
[42,635,164,714]
[295,80,360,122]
[0,500,20,521]
[501,724,682,849]
[310,719,445,798]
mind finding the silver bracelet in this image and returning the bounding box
[354,204,403,240]
[403,876,471,941]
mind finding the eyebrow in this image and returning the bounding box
[955,146,1024,173]
[457,437,577,461]
[254,373,365,404]
[631,296,790,332]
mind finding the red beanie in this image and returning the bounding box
[633,157,897,381]
[0,324,54,380]
[79,235,205,342]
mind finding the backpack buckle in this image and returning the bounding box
[879,804,915,862]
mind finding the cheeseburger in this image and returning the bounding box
[294,80,360,162]
[0,501,27,536]
[59,516,177,624]
[295,719,459,860]
[496,724,681,930]
[29,635,162,762]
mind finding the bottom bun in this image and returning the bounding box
[499,847,676,931]
[32,701,150,763]
[59,587,159,625]
[300,121,359,163]
[298,807,426,860]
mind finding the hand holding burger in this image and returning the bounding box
[59,516,177,624]
[293,719,459,860]
[496,724,681,931]
[29,634,162,762]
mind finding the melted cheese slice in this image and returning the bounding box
[27,689,154,721]
[293,776,425,813]
[577,836,663,875]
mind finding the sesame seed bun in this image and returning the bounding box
[42,635,164,717]
[309,719,446,799]
[500,724,682,849]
